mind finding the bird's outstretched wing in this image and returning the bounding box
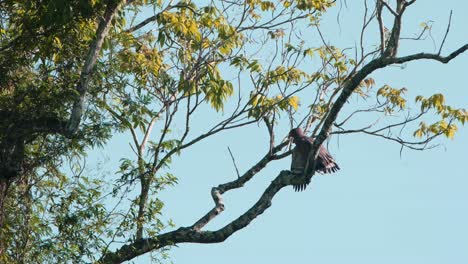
[291,135,340,192]
[316,145,340,174]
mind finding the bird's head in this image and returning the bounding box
[288,127,304,144]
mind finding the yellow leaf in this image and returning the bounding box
[439,120,448,130]
[288,96,299,110]
[413,129,423,138]
[219,45,231,55]
[363,78,375,88]
[53,37,62,49]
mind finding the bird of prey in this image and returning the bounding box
[289,128,340,191]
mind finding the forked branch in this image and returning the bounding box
[99,141,293,263]
[305,43,468,183]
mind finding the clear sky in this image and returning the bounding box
[93,1,468,263]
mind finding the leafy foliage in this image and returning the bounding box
[0,0,466,263]
[413,94,467,139]
[0,0,337,261]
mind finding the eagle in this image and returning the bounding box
[289,128,340,191]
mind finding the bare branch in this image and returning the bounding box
[382,0,405,57]
[140,116,158,154]
[125,14,159,33]
[263,116,275,154]
[332,110,440,150]
[99,168,303,264]
[190,141,289,232]
[376,0,386,55]
[388,44,468,64]
[304,43,468,183]
[379,0,398,16]
[190,187,225,232]
[124,3,201,33]
[227,147,241,179]
[405,0,417,7]
[438,10,453,55]
[400,23,431,41]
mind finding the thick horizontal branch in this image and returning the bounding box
[98,42,468,264]
[99,141,291,263]
[387,43,468,64]
[217,141,289,194]
[98,169,302,264]
[307,43,468,182]
[191,141,290,231]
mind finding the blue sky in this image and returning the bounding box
[94,1,468,263]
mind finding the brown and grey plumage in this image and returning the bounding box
[289,128,340,191]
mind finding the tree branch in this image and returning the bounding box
[383,0,404,57]
[379,0,399,16]
[98,3,468,262]
[67,0,126,135]
[304,43,468,183]
[98,169,301,264]
[376,0,386,55]
[227,147,241,179]
[99,140,291,263]
[191,141,289,231]
[388,44,468,64]
[438,10,452,55]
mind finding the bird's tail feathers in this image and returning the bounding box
[319,161,340,174]
[293,183,308,192]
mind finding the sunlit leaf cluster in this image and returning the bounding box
[413,94,467,139]
[377,85,408,113]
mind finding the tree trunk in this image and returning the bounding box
[0,179,10,256]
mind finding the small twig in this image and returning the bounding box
[376,0,386,55]
[380,0,399,16]
[405,0,416,7]
[400,22,431,41]
[438,10,452,55]
[190,141,290,232]
[227,147,241,178]
[263,116,275,154]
